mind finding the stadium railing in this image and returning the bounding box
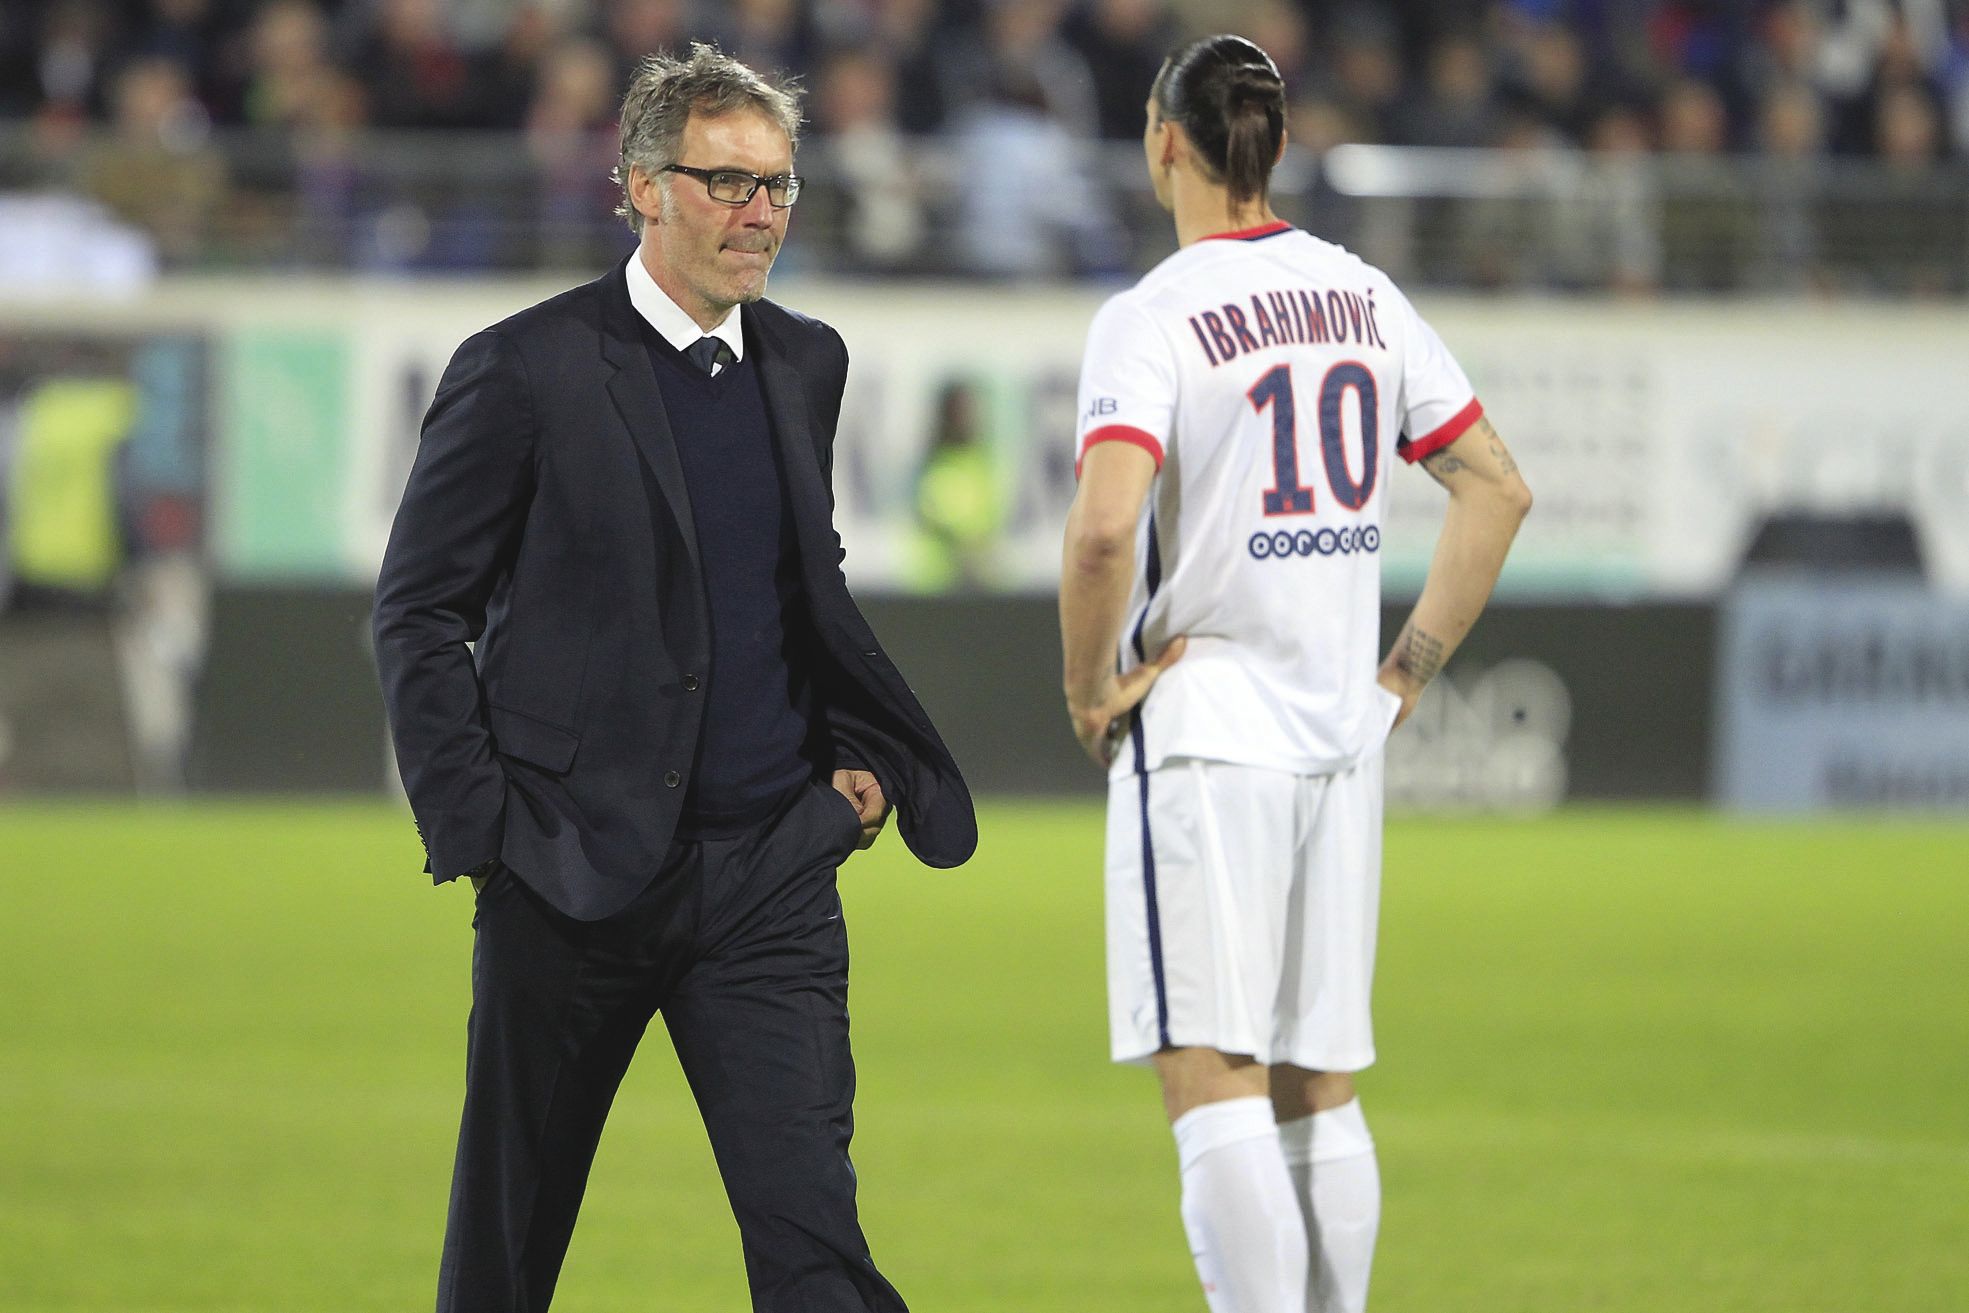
[0,128,1964,293]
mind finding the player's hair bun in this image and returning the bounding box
[1153,36,1288,204]
[1222,61,1285,108]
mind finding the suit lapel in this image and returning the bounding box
[598,261,701,576]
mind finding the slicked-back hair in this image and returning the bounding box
[613,43,803,232]
[1150,35,1287,204]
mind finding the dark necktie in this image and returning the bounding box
[686,336,734,376]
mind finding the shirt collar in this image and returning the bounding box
[625,251,746,363]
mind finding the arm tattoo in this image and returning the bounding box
[1471,417,1519,475]
[1420,449,1467,488]
[1393,624,1446,684]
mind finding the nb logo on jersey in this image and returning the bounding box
[1083,396,1118,423]
[1248,525,1380,560]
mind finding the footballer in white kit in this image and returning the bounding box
[1060,34,1531,1313]
[1082,218,1481,1072]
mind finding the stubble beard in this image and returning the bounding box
[655,181,779,314]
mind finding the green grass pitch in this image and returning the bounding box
[2,802,1966,1311]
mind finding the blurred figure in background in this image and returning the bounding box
[355,0,475,129]
[1501,18,1593,142]
[73,56,225,266]
[1549,100,1661,295]
[1657,76,1757,292]
[236,0,334,130]
[1857,82,1960,294]
[1067,0,1182,140]
[854,0,950,134]
[122,0,227,114]
[287,64,370,266]
[712,0,817,83]
[952,61,1118,276]
[1318,7,1405,144]
[812,46,927,271]
[942,0,1098,137]
[24,0,121,129]
[906,378,1006,591]
[476,1,579,130]
[526,36,624,266]
[603,0,688,92]
[1751,78,1826,292]
[1392,33,1501,148]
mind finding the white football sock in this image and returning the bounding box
[1278,1099,1380,1313]
[1172,1095,1309,1313]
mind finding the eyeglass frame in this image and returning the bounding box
[658,164,804,209]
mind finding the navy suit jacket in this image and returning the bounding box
[373,260,976,920]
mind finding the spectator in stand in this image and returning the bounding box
[1858,13,1947,140]
[951,63,1115,276]
[355,0,476,129]
[1322,7,1405,144]
[1064,0,1180,140]
[1451,107,1567,290]
[812,46,928,271]
[1743,0,1825,100]
[1877,79,1948,165]
[855,0,951,134]
[73,55,226,265]
[525,36,620,141]
[26,0,121,128]
[1657,76,1756,291]
[712,0,818,86]
[1660,74,1731,154]
[0,5,38,119]
[1243,0,1315,105]
[237,0,333,130]
[122,0,228,115]
[1865,83,1959,293]
[1392,33,1500,147]
[1549,100,1660,294]
[603,0,688,94]
[940,0,1098,139]
[289,64,370,266]
[1751,78,1826,292]
[1646,0,1757,116]
[525,36,623,265]
[1501,18,1593,142]
[222,0,342,259]
[476,2,580,131]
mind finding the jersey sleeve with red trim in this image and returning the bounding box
[1390,288,1483,464]
[1074,296,1177,478]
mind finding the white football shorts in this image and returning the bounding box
[1105,752,1384,1072]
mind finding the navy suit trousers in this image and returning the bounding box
[435,779,907,1313]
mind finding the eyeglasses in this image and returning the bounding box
[659,164,803,209]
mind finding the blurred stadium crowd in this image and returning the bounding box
[0,0,1966,286]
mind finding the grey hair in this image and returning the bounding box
[613,43,803,232]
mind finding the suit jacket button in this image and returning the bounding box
[664,770,681,788]
[682,673,699,691]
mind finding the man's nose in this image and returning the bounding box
[737,186,776,226]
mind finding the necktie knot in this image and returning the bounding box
[686,336,734,375]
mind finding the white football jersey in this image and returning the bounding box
[1074,221,1483,779]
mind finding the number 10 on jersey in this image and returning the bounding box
[1249,362,1379,516]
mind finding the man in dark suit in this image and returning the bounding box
[372,43,975,1313]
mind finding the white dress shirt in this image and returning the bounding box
[625,251,745,375]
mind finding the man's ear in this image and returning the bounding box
[628,164,663,226]
[1158,119,1182,170]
